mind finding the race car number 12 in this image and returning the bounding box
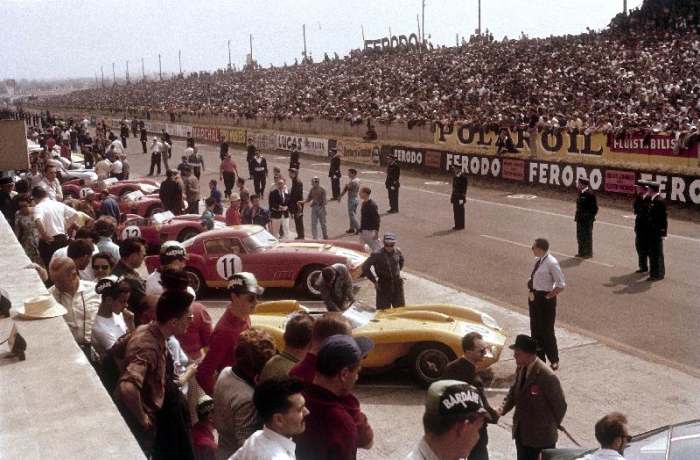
[121,226,141,239]
[216,255,243,280]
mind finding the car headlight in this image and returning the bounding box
[480,312,501,330]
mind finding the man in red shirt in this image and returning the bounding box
[191,395,217,460]
[295,334,374,460]
[289,312,351,383]
[196,272,263,395]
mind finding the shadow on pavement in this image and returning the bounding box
[559,257,584,269]
[604,271,652,295]
[426,229,459,238]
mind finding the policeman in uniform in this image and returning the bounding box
[646,182,667,281]
[289,143,300,171]
[574,178,598,258]
[288,168,304,240]
[633,180,651,273]
[450,164,468,230]
[361,233,405,309]
[328,147,342,200]
[385,153,401,213]
[250,149,268,198]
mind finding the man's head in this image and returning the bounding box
[461,332,487,365]
[66,239,94,271]
[283,311,314,352]
[0,176,14,192]
[94,218,116,238]
[531,238,549,257]
[422,380,489,458]
[31,186,48,201]
[510,334,538,366]
[196,395,214,423]
[156,290,194,336]
[49,257,79,295]
[254,377,309,437]
[160,241,187,270]
[91,252,115,279]
[182,165,192,176]
[276,178,286,190]
[321,266,336,286]
[310,312,352,350]
[234,328,277,381]
[227,272,263,318]
[288,168,298,179]
[315,334,373,395]
[95,275,131,312]
[577,177,589,191]
[594,412,630,454]
[45,167,57,181]
[359,186,371,201]
[348,168,358,178]
[311,176,320,187]
[237,177,246,187]
[119,237,147,270]
[250,194,261,208]
[383,232,397,252]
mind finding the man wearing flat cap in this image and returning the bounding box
[498,334,567,460]
[633,180,651,273]
[361,232,405,309]
[645,181,667,281]
[574,178,598,258]
[406,380,490,460]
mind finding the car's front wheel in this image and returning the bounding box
[409,342,457,387]
[299,265,324,298]
[177,227,200,242]
[146,205,164,217]
[185,267,206,297]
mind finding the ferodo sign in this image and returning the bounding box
[444,152,502,178]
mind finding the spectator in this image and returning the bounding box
[145,242,191,297]
[406,380,490,460]
[338,168,361,234]
[237,178,251,211]
[32,186,77,266]
[38,166,63,201]
[241,195,270,228]
[95,154,112,181]
[580,412,630,460]
[220,153,238,200]
[201,197,216,231]
[269,178,291,240]
[213,328,277,459]
[225,193,242,226]
[250,150,268,198]
[91,275,134,359]
[191,395,217,460]
[94,218,121,262]
[187,146,205,180]
[304,176,328,240]
[48,257,100,349]
[294,334,374,460]
[197,272,263,395]
[91,252,116,279]
[160,169,185,216]
[231,377,309,460]
[98,190,120,221]
[148,137,164,176]
[359,187,380,252]
[183,166,201,215]
[14,194,42,266]
[64,237,98,281]
[288,168,304,240]
[260,312,314,382]
[0,176,17,228]
[112,237,149,325]
[208,180,223,215]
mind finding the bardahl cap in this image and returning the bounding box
[227,272,264,296]
[160,241,187,262]
[95,275,128,296]
[424,380,490,420]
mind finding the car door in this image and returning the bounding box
[202,237,249,285]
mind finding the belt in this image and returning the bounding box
[533,290,551,294]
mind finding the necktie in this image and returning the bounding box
[529,257,544,289]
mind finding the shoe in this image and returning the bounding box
[646,276,664,281]
[387,209,397,214]
[452,226,465,230]
[345,229,355,234]
[550,362,559,371]
[636,268,648,273]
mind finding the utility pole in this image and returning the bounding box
[389,26,392,38]
[421,0,425,43]
[227,39,232,69]
[100,65,104,88]
[178,49,182,75]
[158,54,162,80]
[95,72,99,88]
[249,34,253,62]
[112,62,116,84]
[416,14,421,41]
[478,0,482,35]
[623,0,627,15]
[126,60,130,83]
[303,24,307,57]
[141,57,145,80]
[361,24,366,42]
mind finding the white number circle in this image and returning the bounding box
[216,255,243,280]
[121,225,142,240]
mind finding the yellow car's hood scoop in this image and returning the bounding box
[383,310,454,323]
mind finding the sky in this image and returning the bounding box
[0,0,644,81]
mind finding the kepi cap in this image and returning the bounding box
[316,334,374,376]
[383,232,397,244]
[425,380,490,420]
[227,272,264,296]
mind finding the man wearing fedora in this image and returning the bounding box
[574,178,598,258]
[498,334,567,460]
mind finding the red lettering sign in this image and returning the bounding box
[502,159,525,181]
[604,169,636,194]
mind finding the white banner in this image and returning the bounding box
[276,132,329,157]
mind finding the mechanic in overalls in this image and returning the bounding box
[361,232,405,310]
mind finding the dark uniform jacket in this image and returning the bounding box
[451,173,468,203]
[501,358,567,448]
[647,195,668,238]
[328,155,341,179]
[575,189,598,222]
[385,162,400,189]
[360,199,380,231]
[289,151,300,170]
[251,157,268,177]
[159,178,184,214]
[361,248,404,286]
[140,128,148,142]
[633,194,650,235]
[288,179,304,214]
[268,188,290,218]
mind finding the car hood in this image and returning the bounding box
[273,241,368,265]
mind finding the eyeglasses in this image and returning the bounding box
[93,265,110,270]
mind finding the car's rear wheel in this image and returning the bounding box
[146,205,164,217]
[177,227,200,242]
[119,187,137,196]
[185,267,206,297]
[409,342,457,387]
[299,265,324,298]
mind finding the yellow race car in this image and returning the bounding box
[251,300,507,386]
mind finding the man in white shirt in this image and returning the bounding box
[110,156,124,180]
[406,380,489,460]
[231,377,309,460]
[95,155,112,180]
[145,242,194,297]
[527,238,565,370]
[32,186,77,266]
[579,413,630,460]
[38,166,63,201]
[52,232,99,281]
[48,257,100,347]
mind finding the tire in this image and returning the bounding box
[177,227,200,242]
[118,187,137,196]
[298,265,324,298]
[146,205,164,217]
[409,342,457,387]
[64,190,77,200]
[185,267,206,297]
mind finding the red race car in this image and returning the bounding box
[117,211,226,252]
[117,190,165,217]
[63,177,160,199]
[145,225,370,297]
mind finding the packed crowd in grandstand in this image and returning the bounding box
[40,1,700,139]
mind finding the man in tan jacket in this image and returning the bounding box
[499,334,567,460]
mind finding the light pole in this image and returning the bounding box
[178,49,182,75]
[126,60,130,83]
[141,57,145,80]
[158,54,162,80]
[623,0,627,15]
[228,40,232,69]
[112,62,116,84]
[303,24,307,58]
[100,65,104,88]
[478,0,482,35]
[421,0,425,43]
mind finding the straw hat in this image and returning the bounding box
[16,295,67,319]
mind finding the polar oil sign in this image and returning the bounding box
[445,152,501,177]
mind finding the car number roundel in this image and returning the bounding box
[121,225,141,240]
[216,255,243,280]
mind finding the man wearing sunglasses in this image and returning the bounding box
[196,272,263,395]
[443,332,500,460]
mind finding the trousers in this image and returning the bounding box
[649,237,665,279]
[310,206,328,240]
[528,291,559,364]
[635,232,649,271]
[253,175,266,198]
[576,219,594,256]
[347,197,360,231]
[148,154,161,176]
[331,177,341,199]
[376,279,405,309]
[515,433,553,460]
[360,230,381,252]
[222,171,236,198]
[388,187,399,211]
[271,217,290,240]
[292,212,305,239]
[453,202,465,229]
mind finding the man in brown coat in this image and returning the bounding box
[498,334,567,460]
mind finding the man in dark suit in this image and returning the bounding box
[451,164,468,230]
[444,332,499,460]
[268,178,290,239]
[385,154,400,213]
[646,182,667,281]
[499,334,567,460]
[574,178,598,258]
[633,181,651,273]
[288,168,304,240]
[328,148,342,200]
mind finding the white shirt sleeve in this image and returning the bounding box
[548,256,566,289]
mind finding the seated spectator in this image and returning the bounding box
[231,377,309,460]
[580,412,630,460]
[94,217,121,263]
[213,328,276,459]
[48,257,100,349]
[191,395,217,460]
[65,238,98,281]
[91,275,134,359]
[112,237,149,325]
[294,334,374,460]
[241,195,270,228]
[92,252,115,279]
[406,380,490,460]
[259,311,314,382]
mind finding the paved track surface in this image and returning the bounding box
[118,134,700,374]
